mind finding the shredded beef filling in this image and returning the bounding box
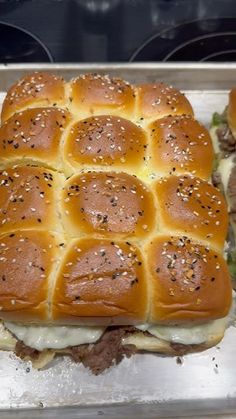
[216,123,236,155]
[15,340,40,360]
[67,326,137,375]
[212,170,224,192]
[14,326,137,374]
[12,327,214,371]
[170,342,205,355]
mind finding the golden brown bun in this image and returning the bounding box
[1,72,66,122]
[147,235,232,324]
[155,175,228,251]
[52,238,148,325]
[0,107,71,170]
[0,72,231,336]
[63,115,147,170]
[148,115,214,179]
[227,88,236,137]
[61,171,156,237]
[0,230,64,322]
[69,73,135,118]
[135,82,194,122]
[0,166,63,233]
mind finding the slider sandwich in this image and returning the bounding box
[210,89,236,280]
[0,72,232,374]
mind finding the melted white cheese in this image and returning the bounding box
[209,126,220,153]
[4,323,105,351]
[136,317,228,345]
[217,153,235,195]
[0,322,16,350]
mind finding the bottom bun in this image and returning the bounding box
[122,331,223,356]
[30,351,55,369]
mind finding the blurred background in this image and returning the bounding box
[1,0,236,63]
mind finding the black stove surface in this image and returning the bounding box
[0,0,236,63]
[131,18,236,62]
[0,22,52,62]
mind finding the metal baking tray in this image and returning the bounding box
[0,63,236,419]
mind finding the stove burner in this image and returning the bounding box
[0,22,53,63]
[130,18,236,62]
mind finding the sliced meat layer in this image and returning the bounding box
[216,124,236,154]
[66,326,137,375]
[14,327,137,374]
[170,341,205,355]
[212,170,223,191]
[15,340,40,360]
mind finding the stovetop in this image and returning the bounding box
[1,0,236,63]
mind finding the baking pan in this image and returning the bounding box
[0,63,235,419]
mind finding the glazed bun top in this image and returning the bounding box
[0,166,63,234]
[64,115,147,171]
[1,73,193,123]
[69,73,136,119]
[52,238,148,325]
[0,230,64,322]
[147,235,232,324]
[148,115,214,179]
[155,175,228,251]
[1,72,66,122]
[0,107,71,169]
[61,171,157,238]
[0,71,231,326]
[135,82,194,122]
